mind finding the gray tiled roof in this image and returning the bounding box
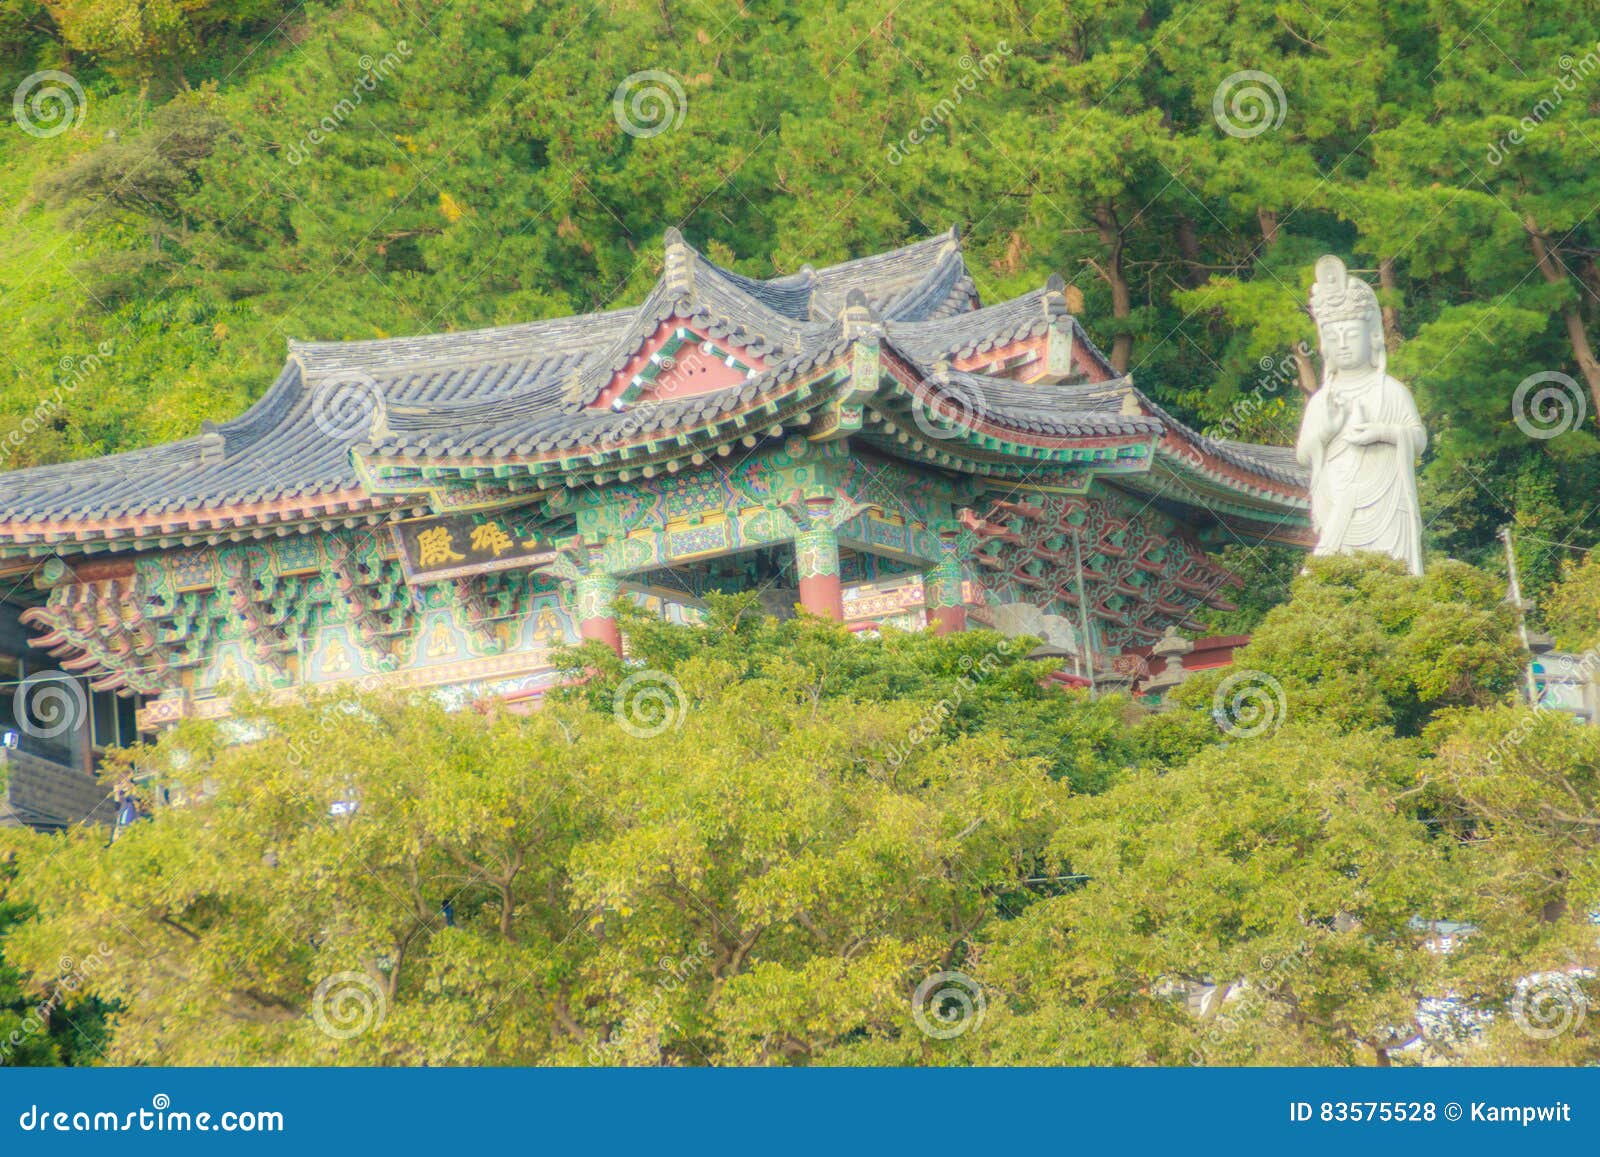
[0,748,117,832]
[883,289,1064,364]
[0,232,978,529]
[806,229,975,321]
[0,227,1306,541]
[0,306,637,526]
[1136,394,1309,487]
[927,369,1162,438]
[374,338,854,458]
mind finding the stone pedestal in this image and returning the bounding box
[794,526,843,621]
[1140,626,1195,701]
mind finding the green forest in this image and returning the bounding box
[3,0,1600,600]
[4,0,1600,1066]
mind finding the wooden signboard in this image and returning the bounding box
[390,512,557,584]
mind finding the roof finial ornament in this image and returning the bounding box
[1046,272,1065,294]
[197,420,225,465]
[663,226,694,294]
[839,288,881,339]
[366,393,392,443]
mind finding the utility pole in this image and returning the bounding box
[1500,526,1539,704]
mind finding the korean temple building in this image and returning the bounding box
[0,228,1313,825]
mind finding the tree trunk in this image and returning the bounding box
[1528,216,1600,418]
[1577,255,1600,317]
[1253,207,1316,394]
[1378,257,1402,351]
[1257,208,1280,247]
[1092,202,1133,373]
[1292,346,1319,396]
[1174,214,1205,288]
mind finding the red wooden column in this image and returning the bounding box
[573,572,623,655]
[924,536,968,635]
[925,576,967,635]
[794,524,844,621]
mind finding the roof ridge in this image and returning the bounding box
[287,305,640,378]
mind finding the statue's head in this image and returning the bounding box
[1309,255,1384,381]
[1319,318,1372,371]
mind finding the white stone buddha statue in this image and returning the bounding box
[1295,256,1427,575]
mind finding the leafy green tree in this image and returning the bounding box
[972,727,1454,1066]
[1541,551,1600,650]
[1178,555,1523,737]
[42,0,279,78]
[5,615,1099,1065]
[1422,705,1599,1060]
[0,830,111,1066]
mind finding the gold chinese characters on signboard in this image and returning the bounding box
[391,512,556,583]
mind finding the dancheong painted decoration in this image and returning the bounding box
[0,227,1311,801]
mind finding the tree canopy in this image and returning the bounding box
[2,563,1594,1067]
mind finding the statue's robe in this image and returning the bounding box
[1295,372,1427,575]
